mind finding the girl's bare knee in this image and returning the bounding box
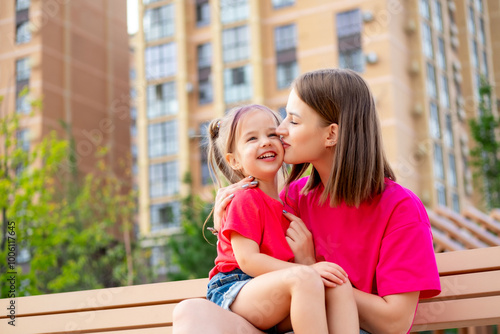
[283,266,323,293]
[326,280,355,301]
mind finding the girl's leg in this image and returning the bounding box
[325,281,359,334]
[173,298,265,334]
[230,266,328,334]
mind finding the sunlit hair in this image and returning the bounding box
[207,104,285,188]
[286,68,395,207]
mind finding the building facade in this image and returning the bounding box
[0,0,131,180]
[132,0,499,247]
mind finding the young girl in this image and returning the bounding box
[205,104,359,334]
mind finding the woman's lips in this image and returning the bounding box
[281,140,290,149]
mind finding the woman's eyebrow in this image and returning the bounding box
[287,111,301,118]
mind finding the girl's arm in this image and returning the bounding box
[354,289,419,334]
[231,233,347,287]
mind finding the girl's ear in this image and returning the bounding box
[325,123,339,148]
[225,153,241,170]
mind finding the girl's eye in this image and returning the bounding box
[247,137,257,141]
[269,133,278,137]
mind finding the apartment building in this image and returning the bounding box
[132,0,499,247]
[0,0,131,179]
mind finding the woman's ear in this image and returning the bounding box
[325,123,339,148]
[225,153,241,170]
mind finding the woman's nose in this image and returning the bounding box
[276,124,287,136]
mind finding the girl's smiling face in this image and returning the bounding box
[226,109,284,182]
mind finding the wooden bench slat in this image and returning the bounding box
[435,246,500,275]
[419,270,500,302]
[411,295,500,331]
[464,206,500,235]
[436,207,500,246]
[0,278,208,319]
[428,211,488,248]
[432,227,466,251]
[2,304,177,334]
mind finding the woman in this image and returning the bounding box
[173,68,441,334]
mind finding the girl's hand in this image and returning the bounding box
[283,211,316,265]
[213,176,258,232]
[310,261,349,288]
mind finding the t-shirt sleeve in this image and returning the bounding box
[376,196,441,299]
[221,190,263,245]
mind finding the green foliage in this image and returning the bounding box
[0,98,147,297]
[468,79,500,209]
[167,175,217,280]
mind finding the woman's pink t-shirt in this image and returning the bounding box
[209,187,294,279]
[280,177,441,299]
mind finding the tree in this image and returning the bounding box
[469,79,500,209]
[0,97,149,297]
[167,174,217,280]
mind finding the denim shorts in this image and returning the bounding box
[206,268,253,311]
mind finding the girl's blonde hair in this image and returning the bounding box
[286,68,395,207]
[207,104,284,188]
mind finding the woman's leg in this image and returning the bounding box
[230,266,328,334]
[325,281,359,334]
[173,298,265,334]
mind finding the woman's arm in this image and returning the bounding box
[354,289,419,334]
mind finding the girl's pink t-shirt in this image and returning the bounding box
[280,177,441,299]
[209,187,294,279]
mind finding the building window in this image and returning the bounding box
[222,25,249,63]
[277,62,298,90]
[16,58,30,114]
[275,24,298,90]
[433,143,445,180]
[149,161,179,198]
[224,65,252,104]
[147,81,177,119]
[437,37,446,70]
[198,43,212,104]
[429,102,441,139]
[472,41,479,69]
[272,0,294,8]
[419,0,431,20]
[199,122,211,185]
[16,20,31,44]
[440,75,450,108]
[16,0,30,11]
[426,63,437,99]
[143,4,175,41]
[468,6,476,35]
[17,129,30,152]
[481,51,488,77]
[421,22,434,59]
[336,9,364,73]
[433,0,443,32]
[220,0,248,24]
[150,201,181,231]
[148,120,178,158]
[448,153,457,187]
[196,0,210,26]
[435,182,447,206]
[444,113,454,148]
[145,43,177,80]
[278,107,287,120]
[452,193,460,212]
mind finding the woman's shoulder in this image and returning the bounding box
[380,179,429,223]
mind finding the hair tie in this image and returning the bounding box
[216,120,221,128]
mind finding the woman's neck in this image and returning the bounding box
[311,149,335,187]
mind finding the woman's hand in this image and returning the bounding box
[212,176,258,232]
[283,211,316,265]
[310,261,349,288]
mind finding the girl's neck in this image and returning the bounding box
[255,176,281,202]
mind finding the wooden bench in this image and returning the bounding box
[1,246,499,334]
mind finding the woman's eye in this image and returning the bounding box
[290,120,298,125]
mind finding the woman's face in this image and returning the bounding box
[276,89,333,165]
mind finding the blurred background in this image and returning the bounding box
[0,0,499,300]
